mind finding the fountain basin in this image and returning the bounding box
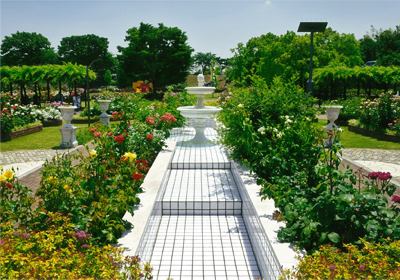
[177,106,222,119]
[178,106,222,143]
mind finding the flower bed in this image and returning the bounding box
[348,124,400,143]
[0,124,43,142]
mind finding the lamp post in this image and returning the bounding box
[86,59,102,127]
[298,22,327,96]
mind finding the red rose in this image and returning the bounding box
[89,128,96,133]
[94,132,101,138]
[147,134,153,140]
[96,123,100,127]
[108,132,113,136]
[115,134,125,143]
[112,111,118,116]
[132,173,143,180]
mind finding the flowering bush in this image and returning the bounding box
[0,167,35,225]
[388,118,400,135]
[0,91,20,106]
[358,92,400,132]
[283,238,400,279]
[0,213,153,279]
[40,105,62,121]
[37,120,165,244]
[0,103,43,133]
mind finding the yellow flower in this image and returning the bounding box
[90,150,97,158]
[1,169,14,181]
[63,185,69,190]
[123,152,137,162]
[0,174,7,182]
[47,176,54,182]
[69,189,73,193]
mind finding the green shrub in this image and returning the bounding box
[283,239,400,279]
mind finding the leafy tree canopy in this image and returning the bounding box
[0,31,58,66]
[58,34,114,86]
[191,52,219,74]
[117,22,193,94]
[227,28,363,87]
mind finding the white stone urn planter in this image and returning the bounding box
[324,105,343,130]
[59,106,78,148]
[98,100,111,125]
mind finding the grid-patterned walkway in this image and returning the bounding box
[144,127,265,280]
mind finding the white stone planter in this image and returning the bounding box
[98,100,111,125]
[59,106,78,148]
[324,105,343,130]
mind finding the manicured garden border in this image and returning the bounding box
[348,124,400,143]
[42,120,63,127]
[1,124,43,142]
[71,118,100,124]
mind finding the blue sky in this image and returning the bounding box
[1,0,399,59]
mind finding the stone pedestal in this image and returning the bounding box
[59,106,78,148]
[59,126,78,148]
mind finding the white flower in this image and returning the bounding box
[273,128,278,133]
[258,126,266,135]
[285,118,292,124]
[238,104,243,108]
[337,128,343,132]
[277,132,284,138]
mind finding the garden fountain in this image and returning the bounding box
[177,74,222,143]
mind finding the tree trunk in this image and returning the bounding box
[47,80,51,101]
[357,79,360,96]
[343,81,347,100]
[9,82,13,94]
[368,79,372,97]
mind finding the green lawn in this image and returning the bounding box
[0,122,90,152]
[317,119,400,150]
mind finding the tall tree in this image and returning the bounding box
[359,35,377,63]
[58,34,114,86]
[117,22,193,95]
[191,52,220,74]
[0,31,57,66]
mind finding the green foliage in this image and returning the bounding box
[216,75,400,253]
[227,28,363,88]
[79,102,103,118]
[0,213,153,279]
[367,25,400,66]
[217,76,317,184]
[0,31,58,66]
[117,22,193,93]
[283,239,400,279]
